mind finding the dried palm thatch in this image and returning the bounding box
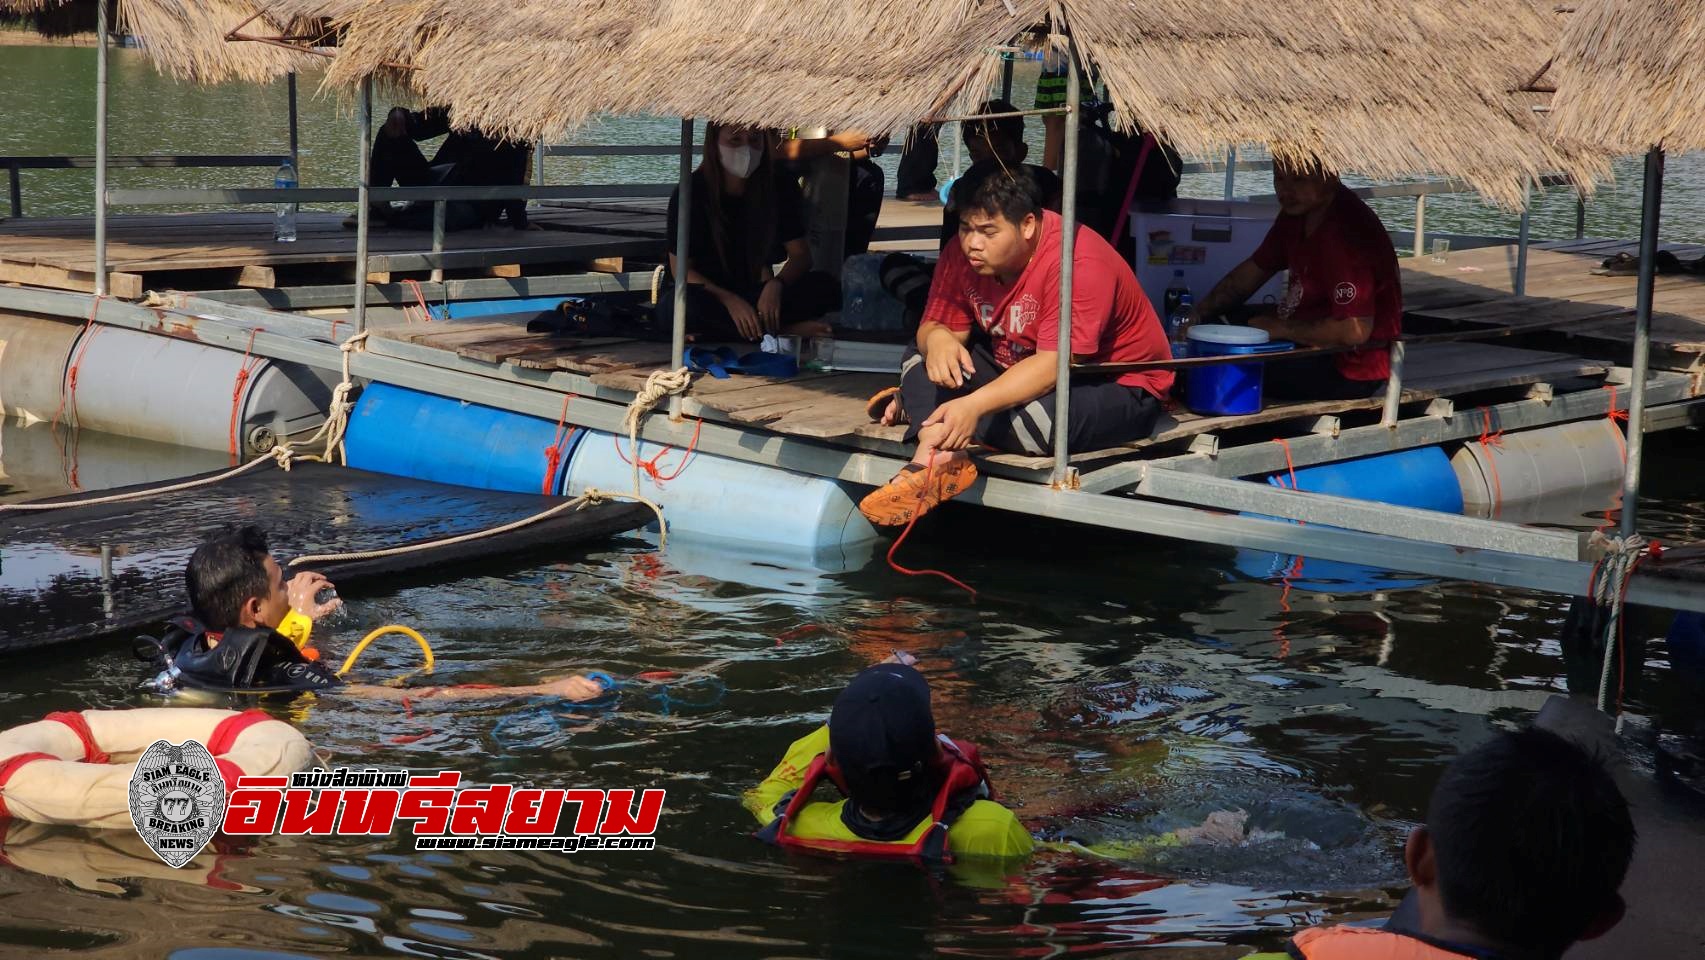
[0,0,319,83]
[284,0,1609,207]
[1550,0,1705,153]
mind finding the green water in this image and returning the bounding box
[2,43,1705,960]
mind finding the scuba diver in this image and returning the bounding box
[745,658,1033,859]
[135,525,606,702]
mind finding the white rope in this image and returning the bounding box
[1588,530,1649,721]
[649,265,667,306]
[620,366,693,498]
[1,332,370,513]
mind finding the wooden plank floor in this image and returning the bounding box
[0,208,666,297]
[379,317,1607,469]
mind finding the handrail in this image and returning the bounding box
[105,183,676,205]
[4,153,289,218]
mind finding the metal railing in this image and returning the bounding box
[2,154,289,218]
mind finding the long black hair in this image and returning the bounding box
[698,122,778,288]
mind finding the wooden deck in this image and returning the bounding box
[0,207,667,299]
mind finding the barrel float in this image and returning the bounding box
[0,420,230,501]
[0,311,81,425]
[344,382,582,495]
[563,430,877,550]
[1450,419,1626,512]
[58,326,336,455]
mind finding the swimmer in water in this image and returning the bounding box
[135,525,605,701]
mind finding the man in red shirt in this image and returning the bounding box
[1191,163,1403,400]
[859,171,1173,527]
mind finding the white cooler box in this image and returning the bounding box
[1130,199,1287,317]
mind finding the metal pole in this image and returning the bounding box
[7,162,19,218]
[1413,194,1426,258]
[1514,179,1532,296]
[1380,341,1406,427]
[93,0,109,296]
[430,200,446,283]
[1620,146,1664,540]
[534,137,546,188]
[287,72,300,172]
[1051,52,1081,487]
[668,117,694,419]
[1575,193,1587,240]
[353,78,372,335]
[1001,55,1014,102]
[1223,146,1236,201]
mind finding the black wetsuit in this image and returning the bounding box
[139,615,342,694]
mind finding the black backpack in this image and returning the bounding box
[1075,100,1183,255]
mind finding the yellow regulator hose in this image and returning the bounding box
[337,625,436,679]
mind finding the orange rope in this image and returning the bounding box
[1477,407,1505,516]
[228,328,266,464]
[1604,384,1629,463]
[52,295,107,490]
[1270,437,1304,525]
[402,278,434,323]
[613,418,703,488]
[885,459,977,597]
[541,394,578,495]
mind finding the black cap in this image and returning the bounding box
[829,664,938,813]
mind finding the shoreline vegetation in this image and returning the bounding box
[0,28,99,47]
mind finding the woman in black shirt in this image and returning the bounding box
[658,123,839,342]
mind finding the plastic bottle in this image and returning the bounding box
[1163,270,1189,319]
[1167,291,1194,346]
[273,160,298,243]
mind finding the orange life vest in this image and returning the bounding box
[1290,926,1496,960]
[755,735,992,861]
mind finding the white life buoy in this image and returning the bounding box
[0,708,310,830]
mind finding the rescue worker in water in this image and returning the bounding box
[138,524,606,701]
[744,658,1032,859]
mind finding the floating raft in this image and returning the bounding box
[0,462,652,651]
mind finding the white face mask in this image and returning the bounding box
[719,143,763,180]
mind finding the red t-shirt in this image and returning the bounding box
[921,210,1174,398]
[1252,185,1403,380]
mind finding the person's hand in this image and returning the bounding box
[718,290,763,341]
[286,571,342,619]
[923,329,976,388]
[921,396,983,451]
[538,675,609,701]
[884,650,917,666]
[830,129,872,152]
[757,279,784,332]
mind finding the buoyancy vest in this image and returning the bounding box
[1288,926,1502,960]
[755,735,993,860]
[137,615,342,694]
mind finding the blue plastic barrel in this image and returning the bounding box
[1183,325,1293,416]
[345,382,581,495]
[1267,446,1464,514]
[430,297,571,321]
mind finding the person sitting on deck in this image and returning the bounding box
[357,105,532,232]
[745,658,1032,861]
[857,171,1173,527]
[136,525,605,702]
[1189,161,1403,402]
[653,123,841,343]
[940,99,1063,244]
[1240,725,1634,960]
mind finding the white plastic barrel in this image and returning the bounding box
[562,430,878,550]
[57,326,336,455]
[0,311,81,425]
[1450,418,1627,510]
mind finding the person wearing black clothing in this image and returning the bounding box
[361,106,531,231]
[938,100,1062,245]
[656,123,840,342]
[895,123,942,201]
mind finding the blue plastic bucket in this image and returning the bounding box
[1183,325,1293,416]
[345,382,581,495]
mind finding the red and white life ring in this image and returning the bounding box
[0,708,310,830]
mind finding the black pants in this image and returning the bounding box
[895,124,941,198]
[1264,352,1387,402]
[368,132,526,230]
[845,159,885,257]
[652,272,841,342]
[899,343,1162,456]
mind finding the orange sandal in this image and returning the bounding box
[865,386,907,425]
[858,458,978,527]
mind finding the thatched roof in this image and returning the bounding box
[0,0,319,83]
[1550,0,1705,153]
[277,0,1607,207]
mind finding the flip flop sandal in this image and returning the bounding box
[1594,252,1640,276]
[858,458,979,527]
[865,386,907,424]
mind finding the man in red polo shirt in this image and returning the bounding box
[1191,162,1402,400]
[859,170,1173,527]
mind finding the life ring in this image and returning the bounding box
[0,708,310,830]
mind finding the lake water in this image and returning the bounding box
[2,41,1704,960]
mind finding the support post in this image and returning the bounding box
[1620,146,1664,539]
[1001,55,1014,102]
[1575,193,1587,240]
[1380,341,1406,427]
[1051,50,1081,487]
[93,0,110,296]
[1514,179,1532,296]
[1413,194,1426,258]
[669,117,694,419]
[1222,146,1236,201]
[6,161,19,218]
[430,200,446,283]
[534,137,546,187]
[286,71,300,173]
[353,78,373,336]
